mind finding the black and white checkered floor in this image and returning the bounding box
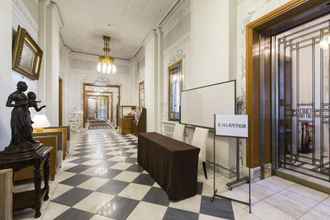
[19,129,235,220]
[14,129,330,220]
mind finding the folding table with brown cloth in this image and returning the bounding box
[138,132,200,201]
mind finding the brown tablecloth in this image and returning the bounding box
[138,132,200,201]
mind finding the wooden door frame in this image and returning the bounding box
[138,81,144,108]
[86,95,97,120]
[85,91,113,122]
[109,93,113,122]
[59,77,63,126]
[86,95,109,121]
[245,0,330,168]
[83,83,120,128]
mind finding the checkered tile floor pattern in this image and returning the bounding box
[46,129,235,220]
[14,129,330,220]
[88,120,112,130]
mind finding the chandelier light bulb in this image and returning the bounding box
[96,35,117,74]
[107,64,112,74]
[103,64,106,72]
[320,35,330,50]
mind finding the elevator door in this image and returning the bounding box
[275,15,330,181]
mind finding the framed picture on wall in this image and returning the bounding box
[168,60,183,121]
[12,25,43,80]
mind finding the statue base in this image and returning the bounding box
[3,141,42,154]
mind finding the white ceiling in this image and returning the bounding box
[55,0,176,59]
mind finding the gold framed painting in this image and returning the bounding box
[12,26,43,80]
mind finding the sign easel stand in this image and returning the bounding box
[226,138,249,190]
[211,114,252,214]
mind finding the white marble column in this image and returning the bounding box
[156,27,164,132]
[144,30,158,132]
[44,2,63,126]
[38,0,50,104]
[0,0,13,149]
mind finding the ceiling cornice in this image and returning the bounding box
[130,0,184,60]
[50,1,64,27]
[55,0,184,62]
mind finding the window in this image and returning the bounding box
[168,61,183,121]
[139,81,145,107]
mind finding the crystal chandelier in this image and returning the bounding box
[97,35,117,74]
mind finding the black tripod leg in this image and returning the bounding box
[203,161,208,179]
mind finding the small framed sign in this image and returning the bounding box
[215,114,248,138]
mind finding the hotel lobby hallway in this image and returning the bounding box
[14,129,330,220]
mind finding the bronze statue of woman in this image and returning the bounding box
[6,81,34,150]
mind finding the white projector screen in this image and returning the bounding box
[181,80,236,128]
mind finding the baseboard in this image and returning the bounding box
[275,168,330,194]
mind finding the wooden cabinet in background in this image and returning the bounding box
[120,116,136,135]
[0,169,13,220]
[14,127,69,182]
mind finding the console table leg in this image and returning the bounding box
[34,160,42,218]
[43,155,50,201]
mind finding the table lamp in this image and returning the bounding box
[32,114,50,132]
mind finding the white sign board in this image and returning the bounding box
[215,115,248,138]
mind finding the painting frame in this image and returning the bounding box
[12,25,43,80]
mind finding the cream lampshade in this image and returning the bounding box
[32,114,50,131]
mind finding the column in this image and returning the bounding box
[44,2,63,126]
[38,0,50,103]
[156,27,164,132]
[144,30,158,132]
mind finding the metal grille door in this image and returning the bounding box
[275,16,330,181]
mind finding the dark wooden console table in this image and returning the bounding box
[0,144,52,218]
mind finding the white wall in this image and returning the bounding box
[158,0,237,171]
[0,0,42,150]
[144,32,159,131]
[60,43,71,125]
[236,0,290,97]
[0,0,68,149]
[162,0,191,120]
[0,0,14,150]
[66,53,134,119]
[45,3,62,126]
[189,0,234,89]
[21,0,39,25]
[12,0,40,95]
[127,0,297,172]
[130,49,146,107]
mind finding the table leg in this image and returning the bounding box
[43,155,50,201]
[34,159,42,218]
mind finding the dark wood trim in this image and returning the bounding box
[84,83,121,88]
[86,95,110,121]
[109,93,113,122]
[168,60,183,122]
[83,83,121,128]
[121,105,136,108]
[85,91,114,122]
[245,0,330,168]
[85,90,114,94]
[59,77,63,126]
[138,81,145,107]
